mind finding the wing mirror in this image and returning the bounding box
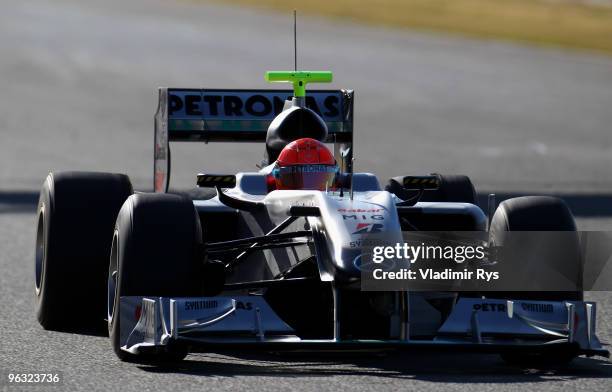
[197,174,236,188]
[386,175,440,204]
[396,175,440,190]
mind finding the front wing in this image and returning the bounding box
[118,295,608,357]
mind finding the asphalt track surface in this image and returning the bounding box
[1,0,612,391]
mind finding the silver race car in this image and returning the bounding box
[34,71,608,364]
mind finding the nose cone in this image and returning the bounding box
[266,106,328,163]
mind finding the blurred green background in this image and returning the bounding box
[214,0,612,53]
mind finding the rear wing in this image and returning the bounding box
[154,88,354,192]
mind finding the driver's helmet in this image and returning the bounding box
[272,138,339,190]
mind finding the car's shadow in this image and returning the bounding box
[137,350,612,383]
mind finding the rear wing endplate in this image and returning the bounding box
[154,88,354,192]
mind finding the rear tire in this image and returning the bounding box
[419,174,477,204]
[35,172,133,333]
[108,193,203,362]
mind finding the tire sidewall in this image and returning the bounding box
[35,176,56,326]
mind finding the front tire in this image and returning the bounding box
[108,193,203,362]
[489,196,582,366]
[489,196,582,301]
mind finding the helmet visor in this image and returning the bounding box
[274,164,338,190]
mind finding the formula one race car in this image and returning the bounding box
[34,71,608,365]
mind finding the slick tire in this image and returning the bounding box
[35,172,133,333]
[489,196,582,301]
[490,196,582,365]
[108,193,203,363]
[419,174,477,204]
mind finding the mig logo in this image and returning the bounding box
[352,223,384,234]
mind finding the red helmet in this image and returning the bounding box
[272,138,338,190]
